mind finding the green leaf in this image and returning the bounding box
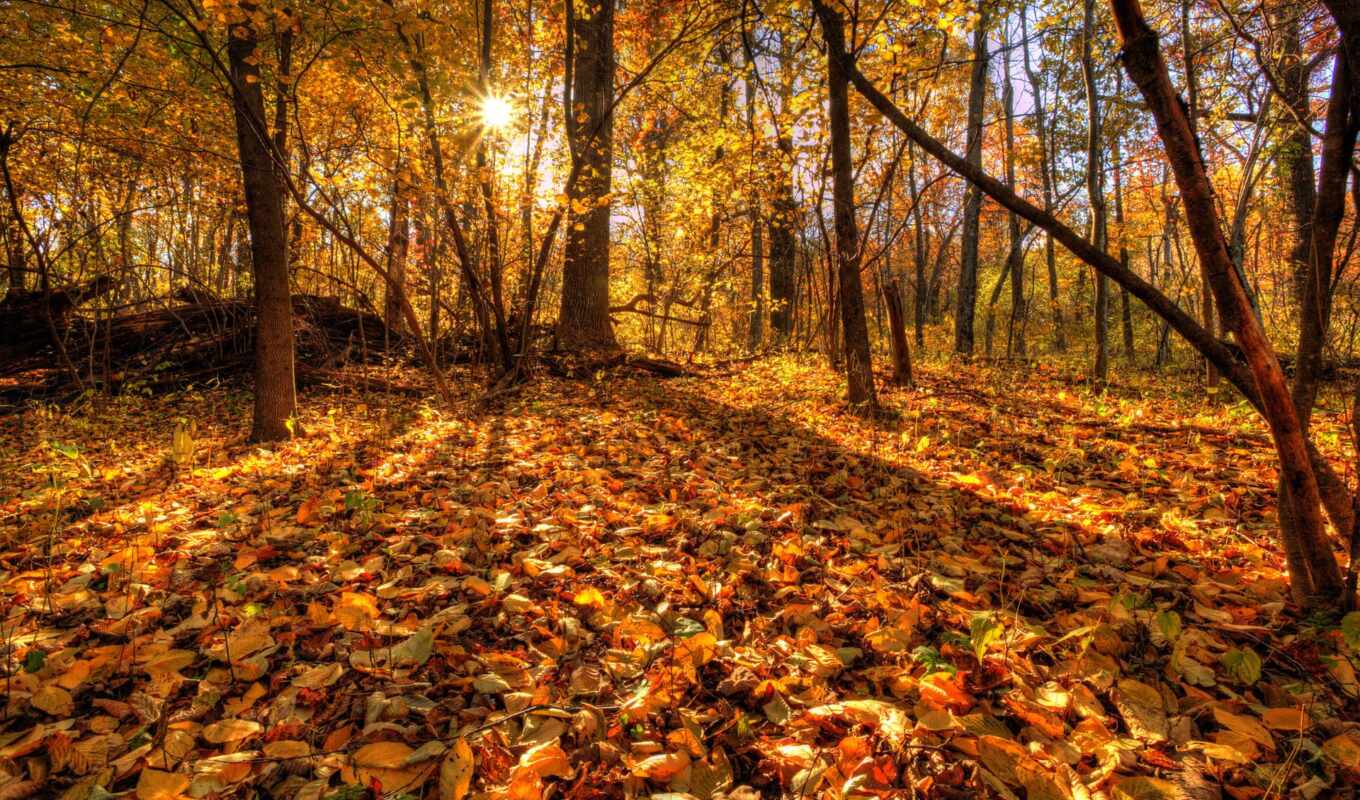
[969,612,1003,664]
[1154,610,1182,644]
[23,650,45,673]
[1341,612,1360,651]
[1221,647,1262,686]
[911,645,956,675]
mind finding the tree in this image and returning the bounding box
[1082,0,1110,381]
[815,1,876,410]
[1111,0,1342,604]
[559,0,619,350]
[226,1,299,442]
[955,8,988,356]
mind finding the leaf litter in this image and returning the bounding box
[1,357,1358,799]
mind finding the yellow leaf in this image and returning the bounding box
[1260,706,1310,731]
[1213,707,1274,752]
[1323,732,1360,772]
[136,768,189,800]
[202,718,262,744]
[631,750,690,780]
[343,741,434,794]
[31,685,74,716]
[336,591,379,630]
[439,738,475,800]
[573,587,607,608]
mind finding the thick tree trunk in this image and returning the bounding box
[816,2,877,410]
[227,4,298,442]
[1111,0,1342,604]
[559,0,618,350]
[955,11,988,355]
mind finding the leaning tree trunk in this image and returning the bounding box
[227,4,299,442]
[816,2,877,410]
[558,0,618,350]
[812,0,1350,606]
[1111,0,1343,605]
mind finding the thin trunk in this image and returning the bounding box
[1083,0,1109,381]
[746,69,764,351]
[955,9,988,355]
[384,166,410,333]
[816,2,877,409]
[1111,98,1134,363]
[1001,24,1024,358]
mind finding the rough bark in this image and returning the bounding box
[227,4,299,442]
[558,0,618,350]
[885,279,913,386]
[955,10,989,355]
[815,2,877,409]
[384,167,410,334]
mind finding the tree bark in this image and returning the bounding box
[558,0,618,350]
[1001,24,1025,358]
[955,10,988,355]
[1082,0,1109,381]
[745,69,764,351]
[814,0,1355,605]
[815,2,877,409]
[384,166,410,334]
[227,3,298,442]
[885,279,913,386]
[1111,0,1342,604]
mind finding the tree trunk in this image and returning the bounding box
[384,166,410,334]
[745,70,764,351]
[884,279,913,386]
[1082,0,1109,381]
[227,3,298,442]
[1112,106,1134,363]
[816,2,877,410]
[955,10,988,355]
[1001,25,1025,358]
[1111,0,1343,605]
[768,32,798,344]
[558,0,618,350]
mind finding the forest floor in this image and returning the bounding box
[2,356,1359,800]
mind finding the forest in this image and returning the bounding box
[2,0,1360,797]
